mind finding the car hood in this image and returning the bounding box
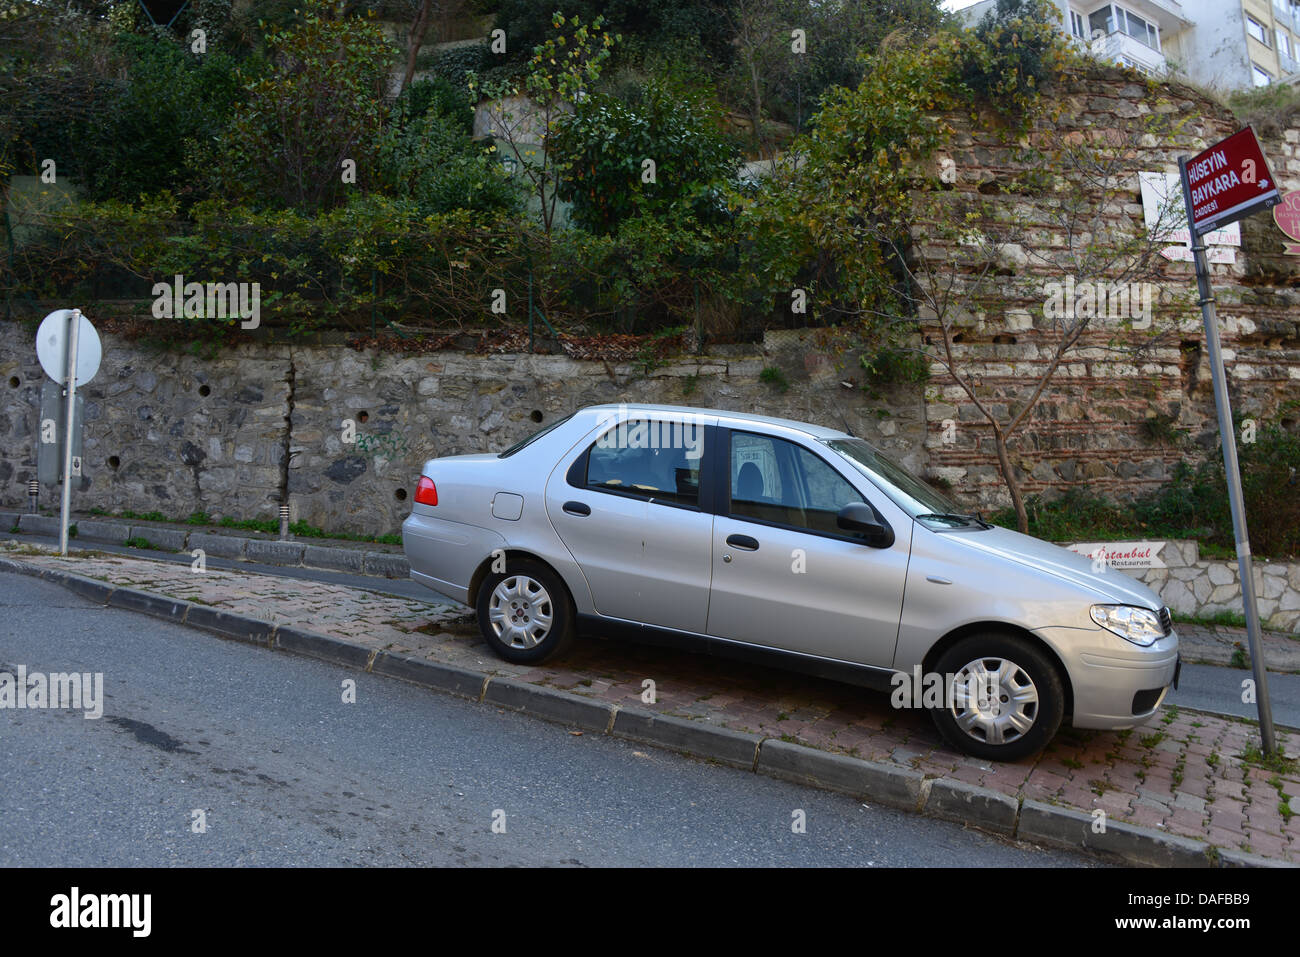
[941,524,1164,609]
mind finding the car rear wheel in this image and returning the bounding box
[476,559,575,663]
[928,633,1065,761]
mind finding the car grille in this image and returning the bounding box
[1158,606,1173,636]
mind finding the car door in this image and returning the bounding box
[705,427,911,668]
[545,414,717,634]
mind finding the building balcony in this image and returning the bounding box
[1089,30,1170,75]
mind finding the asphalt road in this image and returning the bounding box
[0,572,1098,867]
[1169,662,1300,730]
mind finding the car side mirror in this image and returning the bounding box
[837,502,894,547]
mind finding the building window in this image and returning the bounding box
[1254,63,1274,85]
[1281,31,1293,57]
[1121,8,1160,50]
[1088,6,1114,38]
[1071,9,1087,39]
[1248,17,1271,46]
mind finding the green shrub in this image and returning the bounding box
[551,76,738,235]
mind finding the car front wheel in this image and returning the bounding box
[928,633,1065,761]
[476,559,576,664]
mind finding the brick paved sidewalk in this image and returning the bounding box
[6,541,1299,864]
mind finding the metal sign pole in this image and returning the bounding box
[1178,157,1277,755]
[58,309,81,557]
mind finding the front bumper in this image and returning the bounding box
[1038,624,1181,730]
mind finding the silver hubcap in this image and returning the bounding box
[949,656,1039,746]
[487,575,554,650]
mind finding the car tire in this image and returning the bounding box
[475,558,576,664]
[928,633,1065,762]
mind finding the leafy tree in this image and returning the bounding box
[209,0,397,211]
[470,12,618,235]
[959,0,1064,123]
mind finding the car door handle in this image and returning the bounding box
[562,501,591,516]
[725,534,759,551]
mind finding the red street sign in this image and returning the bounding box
[1181,126,1280,235]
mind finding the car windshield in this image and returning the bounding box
[824,438,985,530]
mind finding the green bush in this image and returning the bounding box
[551,77,738,235]
[381,81,520,217]
[417,40,491,90]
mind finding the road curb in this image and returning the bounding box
[756,738,926,811]
[274,625,373,669]
[1017,799,1214,867]
[59,573,117,606]
[921,777,1021,836]
[106,586,191,622]
[484,678,617,733]
[372,652,488,700]
[184,605,277,648]
[188,532,247,560]
[1216,847,1294,867]
[612,708,763,770]
[5,517,411,578]
[0,553,1287,869]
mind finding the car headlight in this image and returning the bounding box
[1090,604,1164,646]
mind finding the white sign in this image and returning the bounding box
[36,309,101,387]
[1067,540,1167,569]
[1140,172,1239,263]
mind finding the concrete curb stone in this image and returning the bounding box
[18,515,59,536]
[274,625,373,669]
[59,572,117,606]
[302,543,365,574]
[188,531,247,560]
[107,587,191,622]
[362,552,409,578]
[922,777,1021,835]
[1216,847,1296,867]
[127,526,187,552]
[612,708,762,770]
[244,540,305,566]
[1018,799,1214,867]
[484,678,617,732]
[757,738,925,810]
[73,520,130,545]
[372,652,487,700]
[183,605,276,647]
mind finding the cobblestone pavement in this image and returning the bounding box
[7,542,1299,864]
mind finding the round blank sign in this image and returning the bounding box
[36,309,101,387]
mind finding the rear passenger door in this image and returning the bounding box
[546,414,717,635]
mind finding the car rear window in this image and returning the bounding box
[497,413,573,458]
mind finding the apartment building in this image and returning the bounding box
[959,0,1300,90]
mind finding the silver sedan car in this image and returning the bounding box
[402,404,1180,760]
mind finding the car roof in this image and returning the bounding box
[578,404,853,441]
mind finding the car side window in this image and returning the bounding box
[585,420,702,507]
[729,431,866,536]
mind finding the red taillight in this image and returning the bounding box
[414,475,438,506]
